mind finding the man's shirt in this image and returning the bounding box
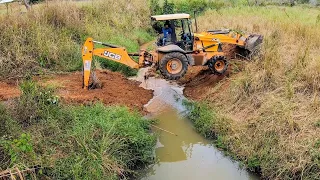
[163,28,172,38]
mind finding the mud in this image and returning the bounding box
[222,43,245,60]
[180,66,231,100]
[0,70,153,112]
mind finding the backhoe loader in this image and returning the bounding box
[82,13,263,89]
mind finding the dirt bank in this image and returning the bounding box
[0,70,153,112]
[180,67,230,100]
[179,44,244,100]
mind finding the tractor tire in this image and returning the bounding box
[159,52,188,80]
[208,56,228,75]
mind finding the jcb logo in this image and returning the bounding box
[104,51,121,60]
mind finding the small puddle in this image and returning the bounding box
[132,68,259,180]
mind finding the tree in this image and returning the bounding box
[163,0,175,14]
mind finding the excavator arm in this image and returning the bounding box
[82,37,146,89]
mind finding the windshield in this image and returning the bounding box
[181,19,191,35]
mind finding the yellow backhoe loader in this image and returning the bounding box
[82,13,263,89]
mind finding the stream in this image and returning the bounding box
[132,68,259,180]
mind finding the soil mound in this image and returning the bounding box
[42,70,153,111]
[0,70,153,112]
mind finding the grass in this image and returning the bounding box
[0,81,156,179]
[0,0,153,80]
[184,5,320,179]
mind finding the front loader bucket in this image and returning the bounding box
[245,34,263,52]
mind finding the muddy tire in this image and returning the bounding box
[208,56,228,75]
[159,52,188,80]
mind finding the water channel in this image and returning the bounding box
[132,68,259,180]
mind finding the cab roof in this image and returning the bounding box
[151,13,190,21]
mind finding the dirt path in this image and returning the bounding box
[0,70,153,112]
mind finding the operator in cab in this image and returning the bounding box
[162,21,172,46]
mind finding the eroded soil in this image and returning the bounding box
[179,66,231,100]
[179,44,243,100]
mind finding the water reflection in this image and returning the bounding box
[140,108,259,180]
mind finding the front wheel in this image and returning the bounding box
[159,52,188,80]
[208,56,228,75]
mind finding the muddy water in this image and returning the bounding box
[132,68,259,180]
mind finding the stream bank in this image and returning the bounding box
[133,68,259,180]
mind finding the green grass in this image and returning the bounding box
[0,81,156,179]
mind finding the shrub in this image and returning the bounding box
[0,133,36,168]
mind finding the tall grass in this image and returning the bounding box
[0,0,152,79]
[187,6,320,179]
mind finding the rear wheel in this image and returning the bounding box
[208,56,228,75]
[159,52,188,80]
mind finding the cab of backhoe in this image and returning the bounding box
[151,13,194,51]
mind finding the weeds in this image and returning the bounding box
[9,80,59,127]
[0,133,36,167]
[48,104,156,179]
[184,101,231,145]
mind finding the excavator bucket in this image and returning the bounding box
[244,34,263,53]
